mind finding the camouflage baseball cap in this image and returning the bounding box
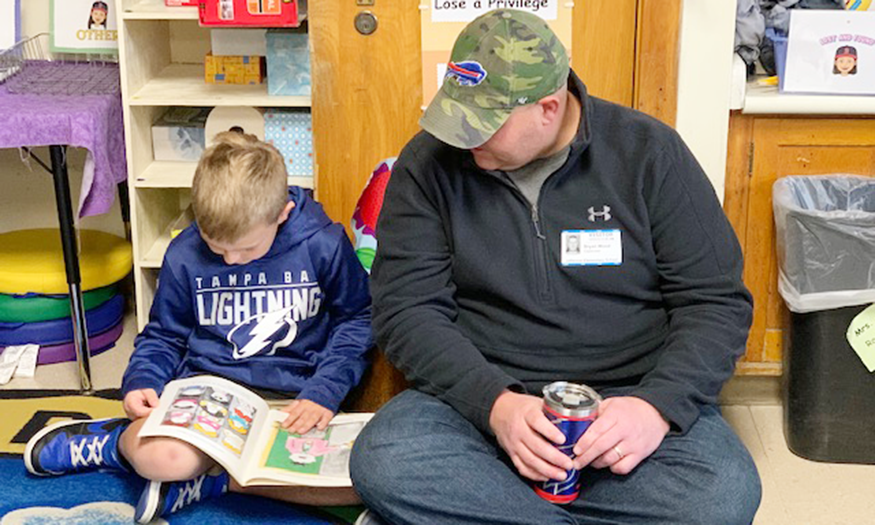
[420,9,569,149]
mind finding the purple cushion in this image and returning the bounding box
[36,320,124,365]
[0,319,124,366]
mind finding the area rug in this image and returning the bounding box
[0,391,361,524]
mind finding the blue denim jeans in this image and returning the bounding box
[350,389,761,525]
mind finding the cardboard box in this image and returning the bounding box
[211,28,267,56]
[264,109,313,177]
[204,53,265,85]
[151,108,210,162]
[199,0,300,28]
[266,29,310,96]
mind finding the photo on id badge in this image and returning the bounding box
[561,230,623,266]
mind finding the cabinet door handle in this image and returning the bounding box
[355,11,378,36]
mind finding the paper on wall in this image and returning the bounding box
[847,303,875,372]
[783,10,875,95]
[0,0,19,51]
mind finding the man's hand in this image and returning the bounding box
[572,396,670,475]
[280,399,335,434]
[488,390,573,482]
[123,388,160,420]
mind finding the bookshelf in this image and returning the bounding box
[116,0,314,330]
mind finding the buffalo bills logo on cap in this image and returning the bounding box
[446,61,487,86]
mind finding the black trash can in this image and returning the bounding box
[774,175,875,464]
[784,304,875,463]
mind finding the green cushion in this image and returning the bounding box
[0,285,118,323]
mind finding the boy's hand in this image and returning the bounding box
[123,388,160,420]
[280,400,334,434]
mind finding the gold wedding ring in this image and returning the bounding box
[613,445,625,461]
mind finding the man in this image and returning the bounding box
[351,9,760,524]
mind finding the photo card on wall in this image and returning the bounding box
[51,0,118,54]
[783,10,875,95]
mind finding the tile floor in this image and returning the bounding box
[724,404,875,525]
[3,313,874,524]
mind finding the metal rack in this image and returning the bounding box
[0,33,119,95]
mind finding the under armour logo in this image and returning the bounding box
[588,205,612,222]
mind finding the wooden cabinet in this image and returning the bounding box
[309,1,421,235]
[725,114,875,375]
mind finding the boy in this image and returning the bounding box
[24,132,373,523]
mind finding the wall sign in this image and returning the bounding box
[783,10,875,95]
[430,0,557,23]
[51,0,118,54]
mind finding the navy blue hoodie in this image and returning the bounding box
[123,187,372,413]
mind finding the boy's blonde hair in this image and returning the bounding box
[192,131,288,242]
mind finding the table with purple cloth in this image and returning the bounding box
[0,64,127,391]
[0,78,126,217]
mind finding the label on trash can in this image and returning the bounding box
[847,303,875,372]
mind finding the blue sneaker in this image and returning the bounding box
[134,469,230,524]
[24,418,130,476]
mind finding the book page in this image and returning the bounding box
[240,412,373,487]
[138,376,271,480]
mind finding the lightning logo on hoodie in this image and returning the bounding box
[227,305,299,360]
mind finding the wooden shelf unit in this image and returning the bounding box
[115,0,315,330]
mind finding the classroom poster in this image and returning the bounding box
[783,10,875,95]
[0,0,19,51]
[420,0,573,108]
[51,0,118,54]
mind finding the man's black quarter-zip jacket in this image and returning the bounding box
[370,71,753,436]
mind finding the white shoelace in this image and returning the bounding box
[171,474,205,513]
[69,434,110,468]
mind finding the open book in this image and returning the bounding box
[139,375,373,487]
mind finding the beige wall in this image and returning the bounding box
[20,0,50,39]
[675,0,737,202]
[0,0,124,235]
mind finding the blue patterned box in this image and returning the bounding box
[264,110,313,178]
[266,29,311,96]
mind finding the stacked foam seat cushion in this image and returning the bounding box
[0,229,133,365]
